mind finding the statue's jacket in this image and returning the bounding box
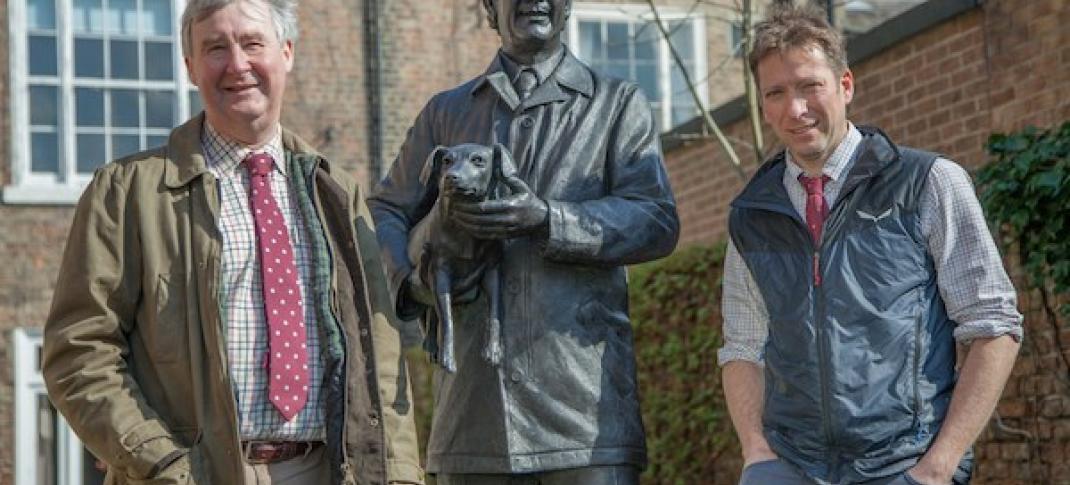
[369,50,680,474]
[43,114,423,485]
[728,128,969,483]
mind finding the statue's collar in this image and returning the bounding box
[471,47,593,100]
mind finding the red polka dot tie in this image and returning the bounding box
[245,153,308,421]
[799,173,830,244]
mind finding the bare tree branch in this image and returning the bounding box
[645,0,745,181]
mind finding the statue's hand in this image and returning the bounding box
[450,175,549,240]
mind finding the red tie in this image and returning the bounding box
[799,174,830,244]
[245,153,308,421]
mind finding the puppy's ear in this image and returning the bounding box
[491,143,517,200]
[492,143,520,182]
[419,146,449,187]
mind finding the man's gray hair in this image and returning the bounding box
[181,0,299,57]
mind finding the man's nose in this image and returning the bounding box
[788,96,808,118]
[225,45,252,73]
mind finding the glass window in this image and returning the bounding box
[8,0,195,201]
[14,328,107,485]
[569,7,706,132]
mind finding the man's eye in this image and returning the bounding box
[442,157,453,165]
[472,156,484,165]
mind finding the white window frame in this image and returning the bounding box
[13,327,86,485]
[6,0,192,205]
[568,3,708,130]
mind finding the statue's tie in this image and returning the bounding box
[516,68,538,101]
[799,173,830,244]
[244,153,308,421]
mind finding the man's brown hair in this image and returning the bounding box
[748,3,847,86]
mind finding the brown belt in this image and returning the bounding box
[241,441,322,465]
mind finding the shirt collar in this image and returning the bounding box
[498,46,565,86]
[784,123,862,184]
[202,121,286,177]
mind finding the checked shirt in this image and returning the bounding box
[203,123,326,441]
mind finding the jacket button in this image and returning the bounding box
[369,417,380,427]
[520,117,534,128]
[360,328,369,337]
[510,371,521,383]
[506,278,520,293]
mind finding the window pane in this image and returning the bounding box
[669,21,694,60]
[635,23,657,60]
[30,85,58,126]
[36,394,58,485]
[110,40,139,79]
[147,135,168,148]
[145,90,174,128]
[606,22,629,60]
[27,0,57,30]
[605,62,628,81]
[31,133,60,173]
[112,135,141,159]
[73,0,104,33]
[77,134,107,173]
[142,0,173,36]
[106,0,138,35]
[636,63,659,100]
[111,89,140,127]
[144,42,174,80]
[75,38,105,78]
[76,88,105,126]
[189,90,203,115]
[28,35,58,76]
[579,21,602,61]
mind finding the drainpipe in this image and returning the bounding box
[363,0,385,182]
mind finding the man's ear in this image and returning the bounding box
[419,146,449,187]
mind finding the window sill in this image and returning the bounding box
[2,183,86,205]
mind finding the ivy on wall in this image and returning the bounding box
[976,122,1070,316]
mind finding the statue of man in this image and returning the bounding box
[368,0,679,482]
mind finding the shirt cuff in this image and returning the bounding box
[953,321,1024,344]
[717,344,765,367]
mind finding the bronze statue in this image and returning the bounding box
[368,0,679,482]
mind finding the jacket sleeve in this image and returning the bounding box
[349,176,426,484]
[366,97,441,320]
[42,166,186,481]
[541,85,680,265]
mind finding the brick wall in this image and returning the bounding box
[663,0,1070,482]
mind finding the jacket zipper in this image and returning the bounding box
[811,237,836,474]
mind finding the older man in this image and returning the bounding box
[720,5,1022,485]
[42,0,422,483]
[368,0,678,483]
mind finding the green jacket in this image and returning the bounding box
[43,114,423,485]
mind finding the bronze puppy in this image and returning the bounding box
[407,143,516,372]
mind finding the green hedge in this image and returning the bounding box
[406,243,739,483]
[630,243,740,484]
